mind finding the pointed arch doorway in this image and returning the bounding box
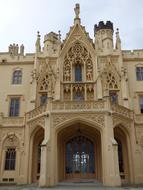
[65,133,95,179]
[57,122,102,182]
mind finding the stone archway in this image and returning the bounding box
[31,127,44,183]
[114,125,131,184]
[57,122,102,182]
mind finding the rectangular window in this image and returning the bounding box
[40,94,47,106]
[9,97,20,117]
[12,70,22,84]
[136,67,143,81]
[5,148,16,170]
[109,91,118,103]
[139,96,143,113]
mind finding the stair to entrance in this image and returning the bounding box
[58,179,103,187]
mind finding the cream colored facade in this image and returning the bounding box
[0,4,143,187]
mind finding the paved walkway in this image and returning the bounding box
[0,183,143,190]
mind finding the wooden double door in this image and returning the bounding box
[65,135,95,179]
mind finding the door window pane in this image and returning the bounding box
[65,136,95,175]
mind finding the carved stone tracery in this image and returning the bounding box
[52,113,104,128]
[36,59,56,99]
[63,42,93,82]
[101,57,120,91]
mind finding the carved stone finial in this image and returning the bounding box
[20,44,24,55]
[74,3,80,19]
[58,30,61,40]
[115,28,121,50]
[35,31,41,53]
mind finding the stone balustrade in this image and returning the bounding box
[111,103,133,119]
[25,100,133,122]
[26,104,47,120]
[52,100,105,111]
[135,114,143,123]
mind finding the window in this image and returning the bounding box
[73,89,84,101]
[12,70,22,84]
[5,148,16,170]
[9,97,20,117]
[139,96,143,113]
[109,91,118,103]
[40,94,47,106]
[75,64,82,81]
[136,67,143,81]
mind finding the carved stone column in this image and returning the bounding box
[96,76,102,99]
[102,97,121,186]
[39,142,48,186]
[39,116,50,187]
[121,67,129,108]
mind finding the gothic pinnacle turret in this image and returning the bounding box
[115,28,121,50]
[35,31,41,53]
[94,21,114,52]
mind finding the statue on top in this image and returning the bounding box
[74,4,80,19]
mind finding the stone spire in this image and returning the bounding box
[115,28,121,50]
[35,31,41,53]
[74,3,81,25]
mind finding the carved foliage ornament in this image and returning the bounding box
[3,134,19,148]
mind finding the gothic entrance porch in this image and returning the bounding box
[57,122,102,182]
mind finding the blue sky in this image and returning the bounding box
[0,0,143,53]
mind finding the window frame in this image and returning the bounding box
[74,64,82,82]
[4,148,16,171]
[40,93,48,106]
[9,97,20,117]
[12,69,22,85]
[109,91,118,104]
[136,67,143,81]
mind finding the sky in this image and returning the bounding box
[0,0,143,53]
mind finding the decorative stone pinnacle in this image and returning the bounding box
[116,28,119,34]
[58,30,61,40]
[36,31,41,53]
[74,3,80,19]
[37,31,40,38]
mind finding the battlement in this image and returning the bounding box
[44,32,59,43]
[122,49,143,59]
[94,21,113,33]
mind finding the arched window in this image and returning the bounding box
[75,64,82,81]
[5,148,16,170]
[12,70,22,84]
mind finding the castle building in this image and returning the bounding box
[0,4,143,187]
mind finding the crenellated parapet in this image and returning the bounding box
[8,43,24,56]
[94,21,113,33]
[122,49,143,61]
